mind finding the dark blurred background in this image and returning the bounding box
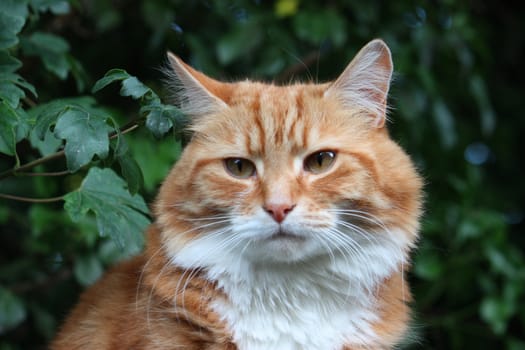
[1,1,524,349]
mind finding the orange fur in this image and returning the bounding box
[52,40,422,350]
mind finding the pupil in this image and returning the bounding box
[236,159,243,172]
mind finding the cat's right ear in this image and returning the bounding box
[166,53,230,117]
[324,39,393,128]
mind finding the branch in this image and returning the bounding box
[0,193,65,203]
[0,117,143,181]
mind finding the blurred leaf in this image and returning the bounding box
[480,296,513,335]
[470,75,496,136]
[275,0,299,17]
[0,102,30,156]
[432,99,457,149]
[20,32,71,79]
[216,24,263,65]
[0,72,37,108]
[0,51,22,73]
[63,167,149,252]
[0,6,26,50]
[292,9,347,47]
[54,108,111,172]
[0,287,26,334]
[30,0,70,14]
[73,254,103,286]
[413,252,443,281]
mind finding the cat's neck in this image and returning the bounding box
[168,227,410,350]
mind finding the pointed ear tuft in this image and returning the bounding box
[165,53,229,117]
[325,39,393,128]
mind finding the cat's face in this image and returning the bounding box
[155,40,422,266]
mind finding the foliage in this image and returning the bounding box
[0,1,523,349]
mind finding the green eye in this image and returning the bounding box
[304,151,336,174]
[224,158,256,178]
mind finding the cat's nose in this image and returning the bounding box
[263,203,296,223]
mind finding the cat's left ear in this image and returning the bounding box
[325,39,393,128]
[166,53,231,117]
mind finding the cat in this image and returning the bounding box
[51,39,422,350]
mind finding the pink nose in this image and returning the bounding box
[263,203,296,223]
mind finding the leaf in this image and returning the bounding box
[91,69,131,93]
[432,99,457,149]
[118,153,144,195]
[292,9,347,47]
[20,32,71,79]
[32,96,101,140]
[0,72,37,108]
[0,287,26,333]
[0,10,26,50]
[120,76,151,99]
[54,108,111,172]
[113,137,144,194]
[63,167,149,252]
[216,24,263,65]
[141,100,187,138]
[0,101,30,156]
[73,254,103,286]
[0,50,22,73]
[30,0,70,14]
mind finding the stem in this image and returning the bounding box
[0,117,143,181]
[0,150,65,180]
[0,193,64,203]
[17,170,71,177]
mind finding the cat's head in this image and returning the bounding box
[155,40,422,268]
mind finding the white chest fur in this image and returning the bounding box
[209,260,381,350]
[171,228,410,350]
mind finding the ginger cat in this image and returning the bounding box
[51,39,422,350]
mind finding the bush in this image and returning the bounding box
[1,1,523,349]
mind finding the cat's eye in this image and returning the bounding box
[304,151,336,174]
[224,158,256,178]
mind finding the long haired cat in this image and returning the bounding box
[51,39,422,350]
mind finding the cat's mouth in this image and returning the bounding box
[268,229,305,241]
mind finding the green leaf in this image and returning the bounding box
[0,101,30,156]
[120,76,151,99]
[0,50,22,73]
[74,254,103,286]
[0,72,37,108]
[30,0,70,14]
[20,32,71,79]
[91,69,131,93]
[0,9,26,50]
[118,153,144,195]
[54,108,111,172]
[141,101,187,138]
[32,96,100,140]
[63,167,149,252]
[0,287,26,333]
[292,9,347,47]
[216,24,263,65]
[113,137,144,194]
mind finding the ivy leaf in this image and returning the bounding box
[73,254,103,286]
[0,5,26,50]
[0,50,22,73]
[0,101,30,156]
[91,69,131,93]
[0,72,37,108]
[54,108,111,172]
[20,31,71,79]
[113,137,144,194]
[0,287,26,333]
[142,100,187,138]
[120,76,151,99]
[32,96,101,140]
[63,167,149,252]
[92,69,154,100]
